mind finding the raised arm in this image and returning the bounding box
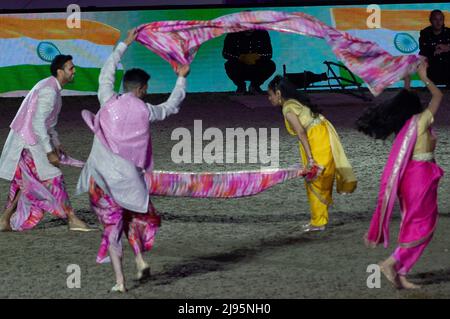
[417,60,443,116]
[148,65,190,122]
[403,74,411,91]
[98,29,137,105]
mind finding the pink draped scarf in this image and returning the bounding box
[366,116,418,248]
[136,10,420,96]
[10,77,61,146]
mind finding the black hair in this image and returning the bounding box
[268,75,321,115]
[430,9,444,21]
[50,55,73,77]
[123,68,151,92]
[356,89,425,140]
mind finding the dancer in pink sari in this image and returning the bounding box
[357,61,444,289]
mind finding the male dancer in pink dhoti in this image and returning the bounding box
[76,29,190,292]
[0,55,90,232]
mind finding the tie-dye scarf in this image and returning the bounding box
[146,164,321,198]
[136,10,420,96]
[74,157,320,198]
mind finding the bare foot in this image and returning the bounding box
[399,276,421,289]
[68,216,92,232]
[136,262,151,281]
[379,261,401,289]
[0,218,12,232]
[363,233,376,248]
[111,283,127,293]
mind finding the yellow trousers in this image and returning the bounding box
[300,122,335,227]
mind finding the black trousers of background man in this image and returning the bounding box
[225,59,276,88]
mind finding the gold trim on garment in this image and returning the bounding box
[412,152,434,162]
[305,117,323,131]
[305,181,333,206]
[375,116,418,245]
[398,224,437,248]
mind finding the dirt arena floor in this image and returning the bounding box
[0,89,449,299]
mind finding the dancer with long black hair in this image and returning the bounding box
[357,61,444,289]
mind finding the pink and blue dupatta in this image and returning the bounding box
[136,10,420,96]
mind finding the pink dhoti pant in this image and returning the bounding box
[88,177,161,263]
[392,160,443,275]
[5,149,72,231]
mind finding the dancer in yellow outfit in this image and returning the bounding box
[268,76,357,232]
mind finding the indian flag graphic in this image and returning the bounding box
[330,8,450,82]
[331,8,450,56]
[0,15,123,96]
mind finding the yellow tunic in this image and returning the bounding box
[282,99,357,227]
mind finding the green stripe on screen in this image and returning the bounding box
[0,65,123,93]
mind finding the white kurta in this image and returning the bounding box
[0,80,63,181]
[76,42,186,213]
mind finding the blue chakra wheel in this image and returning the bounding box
[37,42,62,62]
[394,33,419,54]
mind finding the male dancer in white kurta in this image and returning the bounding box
[76,29,190,292]
[0,55,89,232]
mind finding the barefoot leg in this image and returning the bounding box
[379,256,401,289]
[67,210,91,231]
[399,276,421,289]
[135,253,150,281]
[0,190,21,232]
[109,245,126,291]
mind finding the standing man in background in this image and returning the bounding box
[419,9,450,87]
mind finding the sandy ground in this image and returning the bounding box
[0,89,449,299]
